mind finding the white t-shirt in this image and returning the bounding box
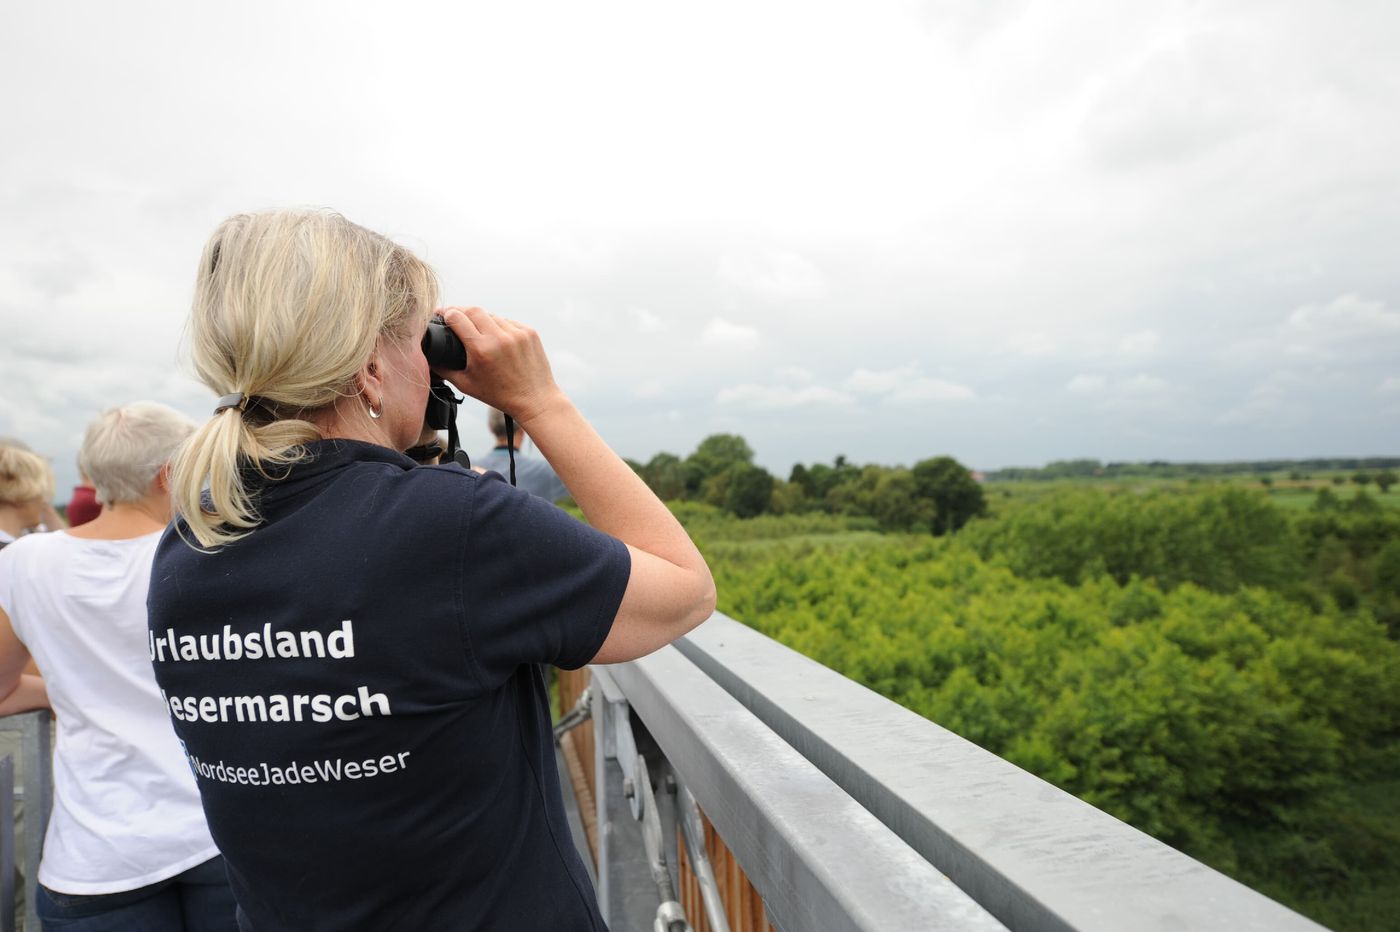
[0,530,219,894]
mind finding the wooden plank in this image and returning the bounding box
[559,731,597,865]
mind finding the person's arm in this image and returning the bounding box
[39,502,66,532]
[0,607,36,714]
[440,307,716,664]
[0,674,48,717]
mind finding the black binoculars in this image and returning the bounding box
[422,316,467,372]
[417,314,517,483]
[419,316,468,465]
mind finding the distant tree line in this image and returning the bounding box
[963,484,1400,637]
[627,433,987,534]
[989,457,1400,482]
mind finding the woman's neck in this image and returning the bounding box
[0,505,27,540]
[65,498,167,540]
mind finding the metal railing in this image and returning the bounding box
[0,711,53,932]
[557,648,1007,931]
[559,613,1329,932]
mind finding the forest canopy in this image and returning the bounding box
[650,443,1400,932]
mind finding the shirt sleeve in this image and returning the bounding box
[0,548,13,620]
[0,545,26,646]
[459,472,631,687]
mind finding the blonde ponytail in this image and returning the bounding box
[171,210,438,549]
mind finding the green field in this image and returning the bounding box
[674,482,1400,932]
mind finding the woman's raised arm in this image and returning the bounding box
[440,306,716,664]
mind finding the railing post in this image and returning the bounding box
[1,754,14,932]
[592,671,614,920]
[674,780,731,932]
[19,712,50,932]
[0,710,54,932]
[591,669,687,931]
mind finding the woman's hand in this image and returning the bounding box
[435,306,567,427]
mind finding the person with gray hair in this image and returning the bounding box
[476,406,570,503]
[0,403,237,931]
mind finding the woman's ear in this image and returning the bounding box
[356,346,385,403]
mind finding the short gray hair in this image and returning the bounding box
[79,403,198,506]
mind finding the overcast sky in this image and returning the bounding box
[2,0,1398,493]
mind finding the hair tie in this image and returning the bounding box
[214,392,247,414]
[214,392,275,416]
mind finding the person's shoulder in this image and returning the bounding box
[320,453,481,504]
[0,531,70,585]
[0,530,61,559]
[393,460,486,493]
[349,460,492,537]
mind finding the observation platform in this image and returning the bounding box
[0,612,1327,931]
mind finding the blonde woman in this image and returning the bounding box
[0,442,59,545]
[0,403,237,931]
[150,210,715,931]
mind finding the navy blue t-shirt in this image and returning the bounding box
[147,440,629,931]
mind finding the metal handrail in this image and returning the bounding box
[594,652,1007,931]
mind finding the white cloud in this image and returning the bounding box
[1007,331,1058,357]
[844,366,917,395]
[887,378,975,404]
[699,317,760,351]
[716,383,853,409]
[1121,374,1169,395]
[1118,330,1159,356]
[633,380,664,399]
[1380,377,1400,394]
[1283,294,1400,358]
[718,250,828,301]
[549,350,595,393]
[1067,373,1174,411]
[1080,31,1272,172]
[842,366,974,404]
[711,363,974,411]
[546,232,616,276]
[557,298,590,325]
[630,307,667,333]
[912,0,1031,46]
[1217,371,1300,425]
[775,366,815,384]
